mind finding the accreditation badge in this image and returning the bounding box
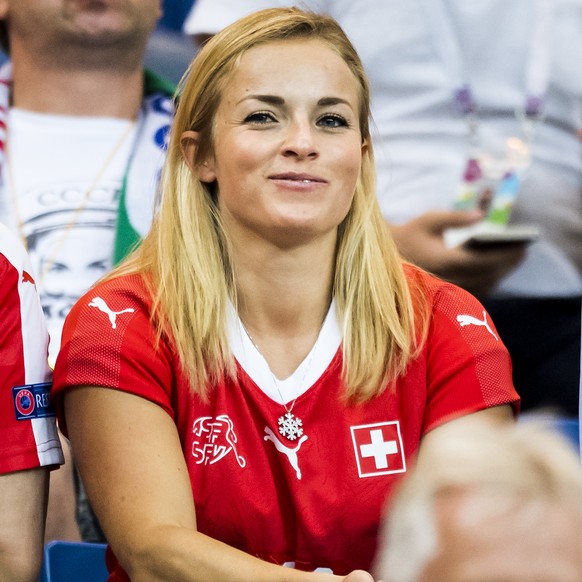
[445,137,532,248]
[454,136,531,222]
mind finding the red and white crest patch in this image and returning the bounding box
[192,415,246,468]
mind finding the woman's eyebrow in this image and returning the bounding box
[236,94,285,106]
[317,96,351,107]
[236,95,352,107]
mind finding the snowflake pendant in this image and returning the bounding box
[278,411,304,441]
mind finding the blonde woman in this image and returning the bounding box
[52,8,519,582]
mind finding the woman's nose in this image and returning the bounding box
[281,119,318,160]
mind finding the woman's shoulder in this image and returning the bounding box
[83,272,153,304]
[403,262,484,312]
[404,262,471,294]
[66,272,155,329]
[403,262,446,290]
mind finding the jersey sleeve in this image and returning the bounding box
[52,275,176,437]
[422,280,520,434]
[0,224,64,474]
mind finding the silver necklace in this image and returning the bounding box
[241,323,318,441]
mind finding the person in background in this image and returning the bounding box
[0,0,175,541]
[144,0,196,85]
[0,223,64,582]
[53,8,518,580]
[184,0,582,417]
[375,416,582,582]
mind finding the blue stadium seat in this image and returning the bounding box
[145,0,196,85]
[551,416,580,452]
[519,414,580,454]
[40,540,108,582]
[160,0,195,32]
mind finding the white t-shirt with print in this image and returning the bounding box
[0,109,136,364]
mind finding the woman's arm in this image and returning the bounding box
[0,467,48,582]
[65,386,374,582]
[419,404,514,458]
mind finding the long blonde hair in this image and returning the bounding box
[117,7,429,400]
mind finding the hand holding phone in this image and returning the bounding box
[463,225,540,250]
[444,223,539,250]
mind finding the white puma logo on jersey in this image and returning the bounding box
[88,296,135,329]
[264,426,308,480]
[457,310,498,341]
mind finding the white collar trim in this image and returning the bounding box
[227,300,342,406]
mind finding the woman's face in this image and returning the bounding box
[199,38,366,247]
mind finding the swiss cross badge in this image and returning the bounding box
[350,421,406,478]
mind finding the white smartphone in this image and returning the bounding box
[463,225,540,250]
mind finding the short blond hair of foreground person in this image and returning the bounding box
[375,417,582,582]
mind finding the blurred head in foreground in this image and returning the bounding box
[375,417,582,582]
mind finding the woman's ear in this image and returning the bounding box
[180,130,216,183]
[361,137,370,157]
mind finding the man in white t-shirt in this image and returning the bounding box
[0,0,175,542]
[184,0,582,416]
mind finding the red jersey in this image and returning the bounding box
[0,224,63,475]
[53,266,519,579]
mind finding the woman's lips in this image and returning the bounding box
[269,172,327,183]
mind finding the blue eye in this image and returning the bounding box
[244,111,277,124]
[317,114,349,128]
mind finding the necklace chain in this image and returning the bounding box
[6,119,136,286]
[241,321,319,441]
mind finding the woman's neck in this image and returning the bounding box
[232,234,336,378]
